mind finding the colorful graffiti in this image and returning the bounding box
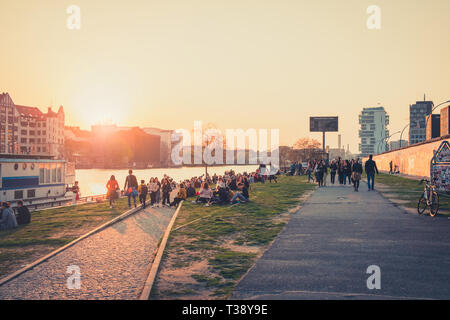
[430,141,450,192]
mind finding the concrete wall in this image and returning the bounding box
[370,136,450,178]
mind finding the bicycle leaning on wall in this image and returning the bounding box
[417,179,439,217]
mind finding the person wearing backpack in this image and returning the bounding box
[124,170,139,208]
[138,180,149,208]
[106,175,120,208]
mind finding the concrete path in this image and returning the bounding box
[0,206,175,300]
[232,181,450,300]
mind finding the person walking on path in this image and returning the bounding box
[106,175,120,208]
[155,177,161,207]
[124,169,139,208]
[322,160,328,186]
[161,178,172,207]
[138,180,149,208]
[330,160,337,184]
[364,154,379,191]
[351,158,363,192]
[338,159,344,185]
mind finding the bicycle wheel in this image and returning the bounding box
[429,192,439,217]
[417,194,427,215]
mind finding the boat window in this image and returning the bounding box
[52,164,57,183]
[27,189,36,198]
[39,164,45,184]
[57,164,62,182]
[45,164,50,183]
[14,190,23,200]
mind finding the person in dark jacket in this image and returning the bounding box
[330,160,338,184]
[124,169,139,208]
[16,200,31,225]
[364,154,379,191]
[351,159,363,192]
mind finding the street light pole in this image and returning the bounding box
[399,123,410,148]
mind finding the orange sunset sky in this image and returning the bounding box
[1,0,449,153]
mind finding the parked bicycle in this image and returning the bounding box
[417,179,439,217]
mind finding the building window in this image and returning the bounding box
[14,190,24,200]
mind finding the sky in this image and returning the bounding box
[1,0,449,153]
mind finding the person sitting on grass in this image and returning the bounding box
[230,182,249,204]
[16,200,31,225]
[0,202,18,231]
[186,181,196,198]
[170,183,187,208]
[196,182,213,206]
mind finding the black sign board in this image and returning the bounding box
[310,117,339,132]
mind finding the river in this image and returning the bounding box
[75,165,259,196]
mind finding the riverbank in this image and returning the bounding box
[0,198,131,277]
[150,175,316,299]
[76,165,258,196]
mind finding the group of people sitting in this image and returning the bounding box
[0,200,31,231]
[107,167,274,209]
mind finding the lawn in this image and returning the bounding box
[0,197,131,277]
[371,173,450,216]
[150,175,317,299]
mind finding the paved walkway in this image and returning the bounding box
[233,181,450,300]
[0,206,175,300]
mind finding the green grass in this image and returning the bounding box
[151,175,316,299]
[0,197,131,277]
[373,173,450,216]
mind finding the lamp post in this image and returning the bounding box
[399,123,410,148]
[376,131,401,154]
[424,100,450,139]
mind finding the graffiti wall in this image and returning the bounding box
[370,138,450,178]
[430,141,450,192]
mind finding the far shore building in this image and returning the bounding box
[0,92,65,158]
[142,127,173,167]
[358,106,389,157]
[65,124,162,168]
[389,139,409,151]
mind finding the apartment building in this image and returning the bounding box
[409,100,433,145]
[0,92,65,158]
[358,106,389,157]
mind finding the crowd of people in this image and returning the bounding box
[304,155,379,192]
[106,166,273,209]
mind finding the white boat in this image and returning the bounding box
[0,155,75,207]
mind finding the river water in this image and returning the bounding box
[75,165,259,196]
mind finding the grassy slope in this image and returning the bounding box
[151,175,316,299]
[0,198,130,277]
